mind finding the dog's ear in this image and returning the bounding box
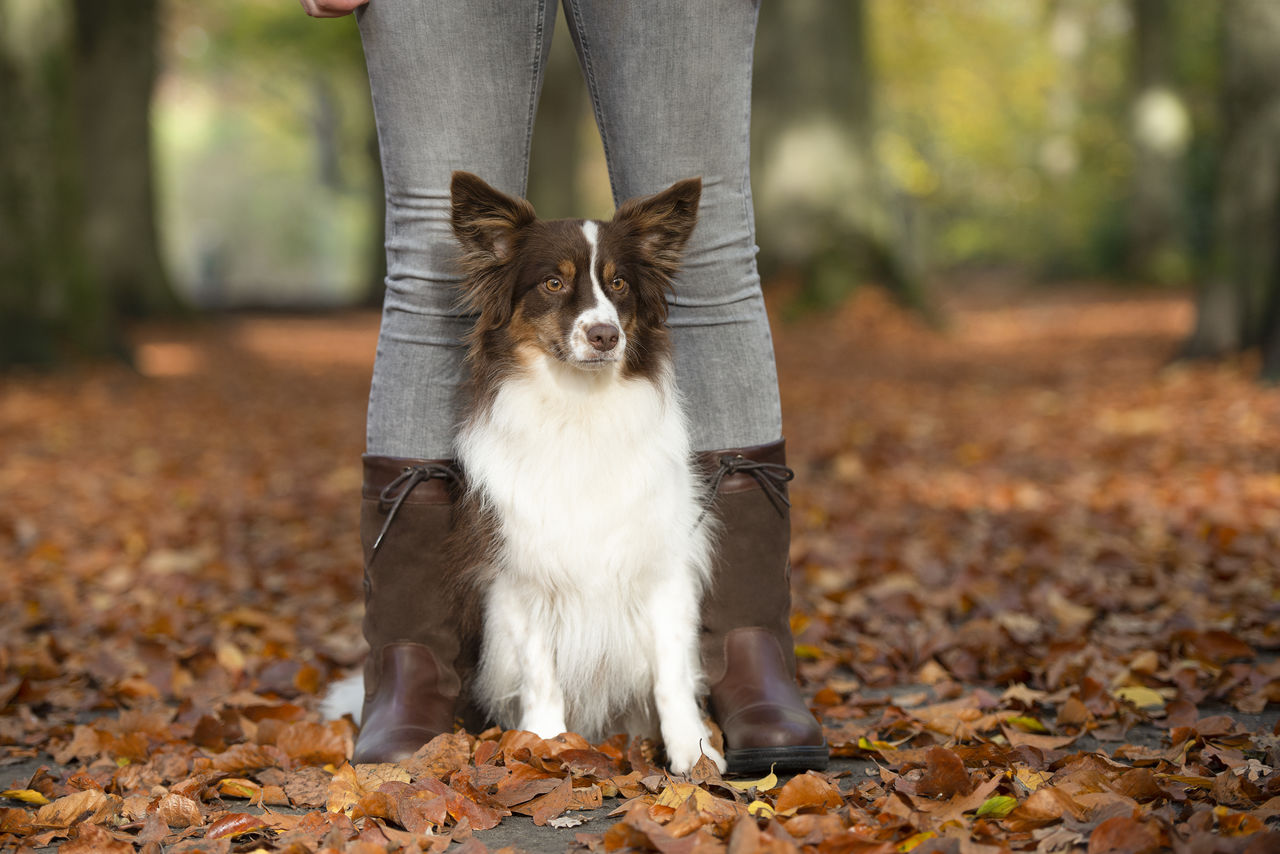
[612,177,702,276]
[451,171,537,266]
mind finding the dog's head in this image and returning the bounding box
[450,172,701,376]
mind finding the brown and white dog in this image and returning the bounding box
[447,172,723,774]
[325,173,722,773]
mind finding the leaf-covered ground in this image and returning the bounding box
[1,283,1278,853]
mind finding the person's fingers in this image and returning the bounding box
[298,0,367,19]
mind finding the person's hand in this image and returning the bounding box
[298,0,368,19]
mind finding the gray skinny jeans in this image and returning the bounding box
[358,0,782,458]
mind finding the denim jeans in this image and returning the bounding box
[358,0,782,458]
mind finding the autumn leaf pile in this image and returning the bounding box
[2,285,1279,852]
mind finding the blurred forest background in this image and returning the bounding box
[3,0,1280,376]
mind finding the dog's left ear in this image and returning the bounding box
[451,171,537,266]
[612,177,702,276]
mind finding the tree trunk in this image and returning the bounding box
[1182,0,1280,366]
[752,0,927,314]
[1127,0,1190,284]
[71,0,180,317]
[0,0,118,366]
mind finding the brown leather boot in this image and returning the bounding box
[352,455,462,764]
[699,440,828,775]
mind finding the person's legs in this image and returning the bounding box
[563,0,826,773]
[361,0,556,459]
[561,0,781,451]
[352,0,555,762]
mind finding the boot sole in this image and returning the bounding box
[725,744,830,777]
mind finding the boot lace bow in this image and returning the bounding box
[698,453,794,526]
[372,462,458,555]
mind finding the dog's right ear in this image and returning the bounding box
[450,171,537,266]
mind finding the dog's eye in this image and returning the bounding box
[610,277,627,293]
[543,278,564,293]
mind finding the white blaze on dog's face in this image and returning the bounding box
[567,220,625,365]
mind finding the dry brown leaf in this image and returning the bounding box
[205,811,274,840]
[349,790,398,822]
[526,775,573,827]
[208,742,288,774]
[57,821,135,854]
[154,792,203,828]
[276,719,351,766]
[1001,724,1078,750]
[559,747,623,779]
[402,731,472,779]
[1087,815,1162,854]
[773,772,844,816]
[491,760,562,807]
[1005,785,1087,832]
[35,789,118,828]
[326,762,364,814]
[283,764,332,808]
[0,806,34,834]
[396,787,450,834]
[914,746,973,798]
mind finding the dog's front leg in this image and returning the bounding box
[491,578,567,739]
[647,574,726,774]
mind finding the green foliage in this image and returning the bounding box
[870,0,1219,280]
[155,1,375,306]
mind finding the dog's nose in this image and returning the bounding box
[587,323,620,352]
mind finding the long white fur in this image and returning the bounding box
[459,220,722,774]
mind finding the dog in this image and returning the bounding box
[446,172,724,775]
[323,173,724,773]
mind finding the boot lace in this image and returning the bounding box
[371,462,459,555]
[697,453,794,526]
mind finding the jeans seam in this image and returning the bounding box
[741,0,761,267]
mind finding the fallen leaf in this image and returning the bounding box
[724,767,778,793]
[525,775,573,827]
[774,772,844,816]
[58,821,134,854]
[975,795,1018,819]
[35,789,118,828]
[1087,815,1162,853]
[1,788,50,806]
[206,812,273,840]
[154,792,203,828]
[1112,686,1166,710]
[914,746,972,798]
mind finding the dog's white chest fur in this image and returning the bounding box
[457,354,717,768]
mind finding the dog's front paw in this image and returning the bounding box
[666,737,726,776]
[518,709,568,741]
